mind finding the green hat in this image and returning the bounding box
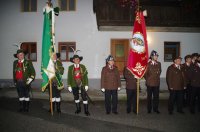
[13,49,26,58]
[54,7,59,16]
[70,55,83,63]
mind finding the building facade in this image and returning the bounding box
[0,0,200,90]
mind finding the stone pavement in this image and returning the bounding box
[0,88,200,132]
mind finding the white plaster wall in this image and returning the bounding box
[0,0,200,80]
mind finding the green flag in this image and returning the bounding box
[41,7,63,92]
[41,8,54,92]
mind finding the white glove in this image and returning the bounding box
[26,78,33,85]
[184,87,186,90]
[85,86,89,91]
[101,88,105,92]
[68,87,72,92]
[118,87,121,91]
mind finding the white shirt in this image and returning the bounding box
[175,64,180,70]
[18,59,24,63]
[74,64,80,68]
[197,63,200,67]
[108,65,113,69]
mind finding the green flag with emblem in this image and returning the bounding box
[41,4,63,92]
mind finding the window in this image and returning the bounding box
[58,42,76,61]
[21,0,37,12]
[21,42,37,61]
[58,0,76,11]
[164,41,180,62]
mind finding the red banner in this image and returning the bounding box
[127,11,148,79]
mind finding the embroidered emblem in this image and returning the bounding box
[132,62,145,75]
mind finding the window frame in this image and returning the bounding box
[21,0,37,12]
[20,42,37,62]
[58,42,76,62]
[164,41,180,62]
[58,0,77,11]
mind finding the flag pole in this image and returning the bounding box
[49,79,53,115]
[136,78,140,115]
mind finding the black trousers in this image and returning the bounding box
[48,82,61,98]
[72,87,87,101]
[126,89,137,112]
[105,90,118,113]
[183,84,191,106]
[147,86,159,112]
[168,90,183,112]
[16,80,30,98]
[190,86,200,112]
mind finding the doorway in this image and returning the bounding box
[111,39,129,77]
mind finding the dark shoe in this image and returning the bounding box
[133,110,137,114]
[177,110,185,114]
[106,111,110,114]
[169,111,173,115]
[75,103,81,114]
[84,104,90,116]
[154,110,160,114]
[148,110,151,114]
[112,111,118,115]
[127,109,131,114]
[190,110,195,114]
[85,111,90,116]
[75,109,81,114]
[18,101,23,112]
[56,102,61,114]
[25,101,30,112]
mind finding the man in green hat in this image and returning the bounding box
[67,54,90,116]
[13,49,35,112]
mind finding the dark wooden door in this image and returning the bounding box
[111,39,129,77]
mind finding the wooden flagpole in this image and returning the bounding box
[49,79,53,115]
[136,78,140,115]
[136,0,140,115]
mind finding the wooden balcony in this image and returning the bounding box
[93,0,200,32]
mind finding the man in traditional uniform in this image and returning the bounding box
[144,50,161,114]
[182,55,192,106]
[13,49,35,112]
[67,54,90,116]
[191,53,198,64]
[189,54,200,114]
[101,55,121,114]
[166,56,186,114]
[124,66,137,114]
[48,53,64,114]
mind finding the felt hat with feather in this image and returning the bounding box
[69,47,83,63]
[13,43,27,58]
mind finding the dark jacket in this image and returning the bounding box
[124,67,137,89]
[182,63,191,85]
[67,64,88,88]
[166,64,185,90]
[101,65,121,90]
[144,61,161,87]
[188,63,200,87]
